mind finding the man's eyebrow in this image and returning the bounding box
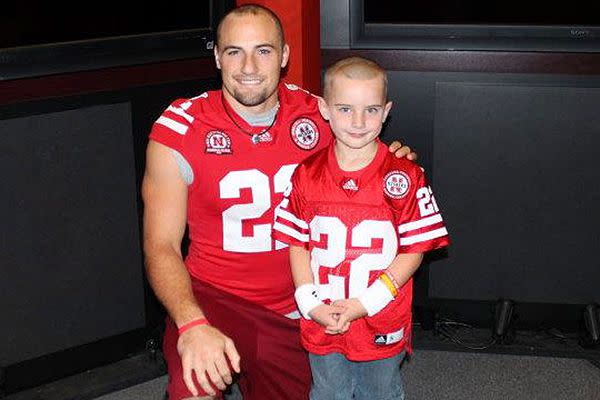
[222,45,242,51]
[221,43,277,51]
[255,43,277,49]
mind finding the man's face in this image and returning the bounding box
[215,13,289,113]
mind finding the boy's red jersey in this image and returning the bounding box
[273,141,449,360]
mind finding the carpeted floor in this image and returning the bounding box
[92,349,600,400]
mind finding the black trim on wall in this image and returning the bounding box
[349,0,600,52]
[322,49,600,75]
[0,58,219,106]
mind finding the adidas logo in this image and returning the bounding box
[342,179,359,191]
[374,334,387,345]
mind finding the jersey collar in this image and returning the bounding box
[219,90,283,145]
[326,140,387,196]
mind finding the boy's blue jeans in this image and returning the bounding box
[309,351,406,400]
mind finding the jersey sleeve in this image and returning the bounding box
[148,98,194,153]
[395,168,449,253]
[272,168,310,248]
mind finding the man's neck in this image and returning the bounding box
[334,140,379,172]
[238,103,280,127]
[222,89,279,116]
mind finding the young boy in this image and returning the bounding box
[273,56,450,399]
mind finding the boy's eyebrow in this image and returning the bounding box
[333,103,383,108]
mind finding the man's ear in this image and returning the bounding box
[214,46,221,69]
[382,101,393,123]
[281,43,290,69]
[317,96,330,121]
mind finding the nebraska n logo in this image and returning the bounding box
[205,130,232,155]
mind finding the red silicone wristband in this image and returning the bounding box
[177,318,209,335]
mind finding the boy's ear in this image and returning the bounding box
[382,101,393,122]
[317,96,330,121]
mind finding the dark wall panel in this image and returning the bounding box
[323,50,600,330]
[1,103,145,366]
[430,83,600,303]
[0,57,221,391]
[375,70,600,312]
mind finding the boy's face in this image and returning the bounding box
[319,74,392,152]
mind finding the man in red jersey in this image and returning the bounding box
[142,5,416,400]
[273,56,449,400]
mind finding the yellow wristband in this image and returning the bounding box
[379,273,398,297]
[385,268,400,289]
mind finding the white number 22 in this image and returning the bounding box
[220,165,297,252]
[310,217,397,300]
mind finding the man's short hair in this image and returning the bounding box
[322,56,388,101]
[216,4,285,48]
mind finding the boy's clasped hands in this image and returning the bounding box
[309,299,368,334]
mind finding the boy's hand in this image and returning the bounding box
[325,319,350,335]
[309,303,345,330]
[330,298,368,333]
[388,141,417,161]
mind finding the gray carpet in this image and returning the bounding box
[92,350,600,400]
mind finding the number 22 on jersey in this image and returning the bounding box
[219,164,297,253]
[310,217,397,300]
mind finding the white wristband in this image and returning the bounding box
[295,284,323,320]
[358,279,395,317]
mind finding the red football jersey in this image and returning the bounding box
[273,141,449,360]
[148,83,332,314]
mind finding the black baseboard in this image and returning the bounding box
[3,351,166,400]
[412,324,600,363]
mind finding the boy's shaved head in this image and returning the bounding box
[322,56,388,101]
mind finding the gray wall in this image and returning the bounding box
[320,0,350,48]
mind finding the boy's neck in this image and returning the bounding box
[334,140,379,172]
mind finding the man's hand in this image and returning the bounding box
[309,303,345,333]
[329,298,368,333]
[388,140,417,161]
[177,325,241,397]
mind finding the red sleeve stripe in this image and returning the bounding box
[155,116,189,135]
[398,214,443,234]
[275,207,309,229]
[273,222,309,242]
[400,227,448,246]
[166,105,194,123]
